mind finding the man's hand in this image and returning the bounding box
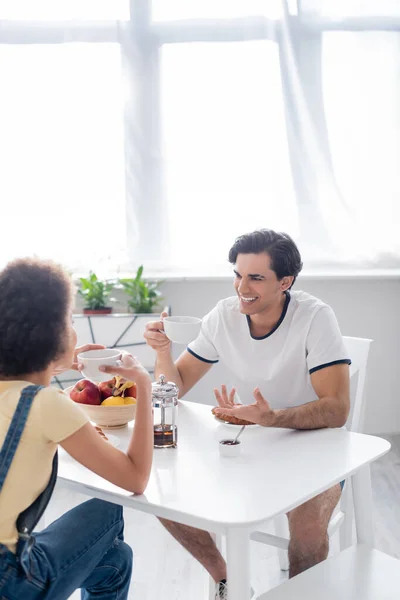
[213,384,238,409]
[144,311,171,353]
[213,386,276,426]
[53,344,106,375]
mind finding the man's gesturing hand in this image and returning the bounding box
[213,387,276,426]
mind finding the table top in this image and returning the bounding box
[58,400,390,532]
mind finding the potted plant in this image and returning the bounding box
[78,272,115,315]
[119,265,164,314]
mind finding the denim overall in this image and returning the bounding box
[0,385,58,542]
[0,385,132,599]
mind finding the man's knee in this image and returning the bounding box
[289,520,328,550]
[288,507,330,549]
[288,485,341,543]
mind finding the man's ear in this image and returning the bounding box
[280,276,294,291]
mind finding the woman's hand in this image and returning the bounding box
[99,352,152,391]
[53,344,105,375]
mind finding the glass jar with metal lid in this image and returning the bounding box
[151,374,178,448]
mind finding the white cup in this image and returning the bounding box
[219,439,242,458]
[77,348,122,382]
[163,316,202,345]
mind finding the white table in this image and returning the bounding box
[58,401,390,600]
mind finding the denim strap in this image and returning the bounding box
[0,385,44,492]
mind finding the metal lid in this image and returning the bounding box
[151,374,179,399]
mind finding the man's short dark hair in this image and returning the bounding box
[0,258,74,377]
[228,229,303,286]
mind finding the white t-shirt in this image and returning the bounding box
[187,291,351,409]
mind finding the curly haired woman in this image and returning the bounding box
[0,258,153,599]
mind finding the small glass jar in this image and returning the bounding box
[152,374,178,448]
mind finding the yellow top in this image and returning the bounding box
[0,381,88,552]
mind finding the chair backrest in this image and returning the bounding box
[342,336,373,433]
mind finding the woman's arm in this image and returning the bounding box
[60,354,153,494]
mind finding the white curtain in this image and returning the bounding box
[322,30,400,266]
[0,32,131,275]
[277,0,400,267]
[1,1,399,274]
[158,0,400,270]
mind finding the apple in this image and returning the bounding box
[98,378,117,400]
[70,379,101,405]
[123,382,136,399]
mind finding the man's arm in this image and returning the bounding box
[156,349,213,398]
[270,363,350,429]
[144,313,213,397]
[213,363,350,429]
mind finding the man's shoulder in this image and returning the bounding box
[205,296,240,325]
[217,295,239,309]
[290,290,331,315]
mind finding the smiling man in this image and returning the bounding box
[144,229,351,600]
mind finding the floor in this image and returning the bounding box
[48,434,398,600]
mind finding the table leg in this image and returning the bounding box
[226,527,251,600]
[209,533,224,600]
[352,464,374,546]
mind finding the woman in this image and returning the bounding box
[0,257,154,599]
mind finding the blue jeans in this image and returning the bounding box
[0,498,133,600]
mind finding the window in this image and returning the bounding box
[0,0,129,20]
[152,1,284,21]
[302,0,400,18]
[1,1,399,274]
[323,32,400,260]
[161,41,296,268]
[0,43,126,270]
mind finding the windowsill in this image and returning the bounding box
[71,267,400,284]
[129,268,400,283]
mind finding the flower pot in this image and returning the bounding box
[83,307,113,315]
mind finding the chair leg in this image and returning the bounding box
[339,486,354,551]
[208,533,223,600]
[274,514,290,572]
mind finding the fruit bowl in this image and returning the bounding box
[64,386,136,429]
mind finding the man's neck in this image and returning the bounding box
[248,293,287,337]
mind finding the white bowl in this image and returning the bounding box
[77,348,122,383]
[163,316,202,344]
[64,386,136,429]
[219,439,242,458]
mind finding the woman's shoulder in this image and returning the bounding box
[37,385,89,443]
[36,384,73,406]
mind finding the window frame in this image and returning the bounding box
[1,0,399,271]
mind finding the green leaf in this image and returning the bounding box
[118,266,163,313]
[78,272,114,309]
[135,265,144,283]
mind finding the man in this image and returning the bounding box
[144,229,351,599]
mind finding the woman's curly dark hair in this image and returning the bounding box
[0,258,74,377]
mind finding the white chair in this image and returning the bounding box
[251,336,373,572]
[208,336,372,598]
[258,545,400,600]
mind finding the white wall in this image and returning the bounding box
[159,277,400,435]
[75,276,400,435]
